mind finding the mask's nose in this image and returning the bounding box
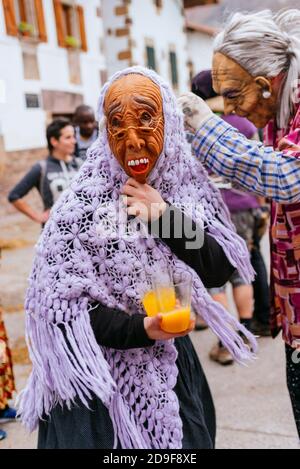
[125,128,146,152]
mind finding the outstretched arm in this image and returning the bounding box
[178,93,300,204]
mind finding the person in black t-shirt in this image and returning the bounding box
[8,118,78,225]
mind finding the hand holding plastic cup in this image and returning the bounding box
[142,271,192,334]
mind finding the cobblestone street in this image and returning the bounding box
[1,213,299,449]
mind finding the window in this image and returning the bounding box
[2,0,47,41]
[146,46,156,71]
[15,1,37,36]
[169,50,178,88]
[53,0,87,51]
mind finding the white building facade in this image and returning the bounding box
[186,28,214,79]
[0,0,106,152]
[0,0,195,154]
[102,0,190,95]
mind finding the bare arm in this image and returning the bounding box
[11,199,49,224]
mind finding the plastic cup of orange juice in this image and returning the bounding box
[142,269,175,317]
[141,270,192,334]
[156,278,192,334]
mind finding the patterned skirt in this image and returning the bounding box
[0,308,15,409]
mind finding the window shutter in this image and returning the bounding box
[18,0,26,22]
[2,0,18,36]
[34,0,47,42]
[146,46,156,71]
[77,5,87,52]
[169,51,178,87]
[53,0,65,47]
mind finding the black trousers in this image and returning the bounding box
[286,344,300,439]
[251,244,270,326]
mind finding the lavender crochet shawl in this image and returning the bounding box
[18,67,256,449]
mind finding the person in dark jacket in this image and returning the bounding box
[73,105,98,166]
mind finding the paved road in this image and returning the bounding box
[1,219,299,449]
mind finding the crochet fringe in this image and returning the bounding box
[108,393,148,449]
[17,310,150,448]
[194,289,258,364]
[17,311,115,432]
[208,221,255,284]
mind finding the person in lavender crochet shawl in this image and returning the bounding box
[18,67,257,449]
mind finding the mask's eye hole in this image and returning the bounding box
[116,130,126,140]
[225,91,239,100]
[111,117,121,127]
[140,112,152,125]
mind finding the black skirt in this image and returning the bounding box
[38,336,216,449]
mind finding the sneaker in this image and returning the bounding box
[250,319,272,337]
[0,407,17,423]
[209,343,234,366]
[0,429,7,441]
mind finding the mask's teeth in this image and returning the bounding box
[128,158,149,167]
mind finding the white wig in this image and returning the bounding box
[214,9,300,129]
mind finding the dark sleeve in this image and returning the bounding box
[8,163,41,202]
[149,204,235,288]
[89,303,155,350]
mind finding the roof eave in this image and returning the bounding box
[186,21,219,36]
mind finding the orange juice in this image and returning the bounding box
[160,307,191,333]
[142,287,176,316]
[157,287,176,313]
[142,287,190,333]
[142,290,159,317]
